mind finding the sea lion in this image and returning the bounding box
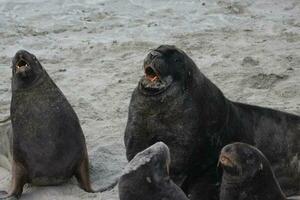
[0,50,97,199]
[118,142,189,200]
[219,142,286,200]
[124,45,300,200]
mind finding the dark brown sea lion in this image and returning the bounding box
[124,45,300,200]
[219,142,286,200]
[0,50,97,199]
[118,142,189,200]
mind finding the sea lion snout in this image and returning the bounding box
[219,144,236,166]
[14,50,33,63]
[149,50,162,59]
[13,50,34,76]
[144,50,162,65]
[15,58,30,76]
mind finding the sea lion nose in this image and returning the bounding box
[149,50,162,59]
[145,50,162,65]
[15,50,27,58]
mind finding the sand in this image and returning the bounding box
[0,0,299,199]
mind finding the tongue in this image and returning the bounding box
[147,75,158,82]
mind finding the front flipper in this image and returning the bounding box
[74,150,94,193]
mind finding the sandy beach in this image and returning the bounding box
[0,0,299,199]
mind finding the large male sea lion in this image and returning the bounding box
[118,142,189,200]
[0,50,97,199]
[124,45,300,200]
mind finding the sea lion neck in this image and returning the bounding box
[12,70,47,92]
[221,166,286,200]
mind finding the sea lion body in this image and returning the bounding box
[119,142,189,200]
[1,50,96,199]
[226,102,300,195]
[11,75,85,185]
[125,84,202,185]
[124,45,300,200]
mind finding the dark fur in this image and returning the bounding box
[119,142,189,200]
[220,142,286,200]
[124,45,300,200]
[2,50,96,199]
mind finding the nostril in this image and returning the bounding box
[149,50,161,59]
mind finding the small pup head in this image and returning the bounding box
[219,142,266,183]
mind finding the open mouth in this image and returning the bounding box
[15,59,31,77]
[16,59,29,68]
[139,65,172,95]
[145,66,159,82]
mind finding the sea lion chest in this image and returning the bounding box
[128,88,204,182]
[132,90,200,141]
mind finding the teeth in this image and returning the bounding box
[16,64,28,68]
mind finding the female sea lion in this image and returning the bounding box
[124,45,300,200]
[118,142,189,200]
[0,50,97,199]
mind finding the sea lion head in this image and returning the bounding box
[12,50,44,88]
[219,142,268,183]
[139,45,194,96]
[122,142,171,184]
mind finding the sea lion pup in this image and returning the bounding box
[0,50,97,199]
[219,142,286,200]
[124,45,300,200]
[118,142,189,200]
[219,143,300,200]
